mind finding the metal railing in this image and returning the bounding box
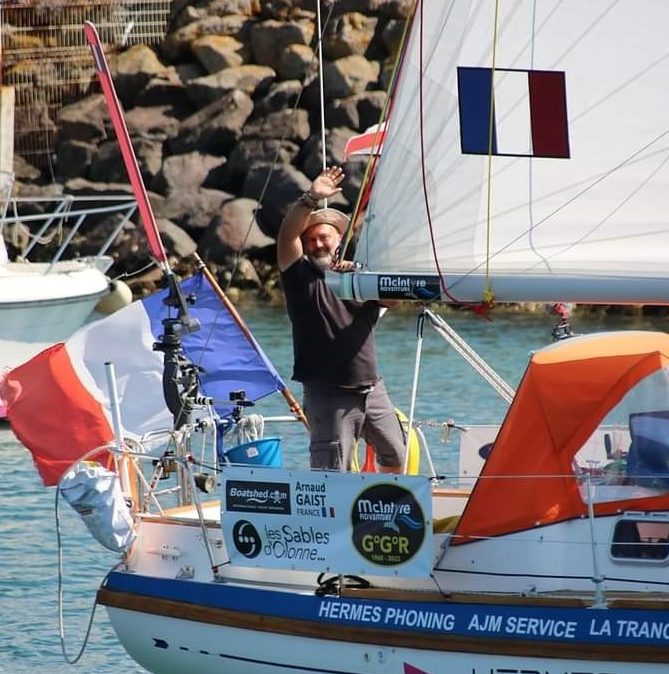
[1,170,137,270]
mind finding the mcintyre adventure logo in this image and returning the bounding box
[351,483,426,566]
[378,275,440,301]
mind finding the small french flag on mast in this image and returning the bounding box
[457,66,570,159]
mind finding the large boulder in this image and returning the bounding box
[161,15,254,61]
[197,196,274,262]
[154,187,232,236]
[250,19,313,70]
[57,95,109,145]
[185,64,276,107]
[169,89,254,155]
[114,44,170,107]
[322,55,381,99]
[191,34,249,72]
[152,152,226,195]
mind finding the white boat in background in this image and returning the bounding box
[6,3,669,673]
[0,171,136,415]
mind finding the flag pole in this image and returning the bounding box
[193,253,309,430]
[83,21,196,323]
[84,21,168,268]
[85,21,199,434]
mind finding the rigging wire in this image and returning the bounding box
[222,2,336,293]
[156,3,338,433]
[482,0,502,304]
[425,309,515,403]
[316,0,328,182]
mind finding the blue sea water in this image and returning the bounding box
[0,303,665,673]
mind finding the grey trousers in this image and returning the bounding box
[302,379,405,471]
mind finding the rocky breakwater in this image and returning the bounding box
[9,0,410,302]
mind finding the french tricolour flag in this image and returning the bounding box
[0,272,285,486]
[458,66,569,158]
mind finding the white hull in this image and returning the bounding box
[98,500,669,674]
[0,261,110,370]
[107,606,667,674]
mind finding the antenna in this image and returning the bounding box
[315,1,328,207]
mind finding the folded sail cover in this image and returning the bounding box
[1,272,285,486]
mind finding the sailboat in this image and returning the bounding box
[0,171,136,417]
[6,2,669,673]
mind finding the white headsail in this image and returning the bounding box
[332,0,669,304]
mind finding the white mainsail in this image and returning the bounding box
[333,0,669,304]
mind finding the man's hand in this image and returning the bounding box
[310,166,345,200]
[330,259,356,272]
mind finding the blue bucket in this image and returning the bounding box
[222,437,282,467]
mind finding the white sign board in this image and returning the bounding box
[221,466,433,578]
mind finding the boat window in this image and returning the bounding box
[610,518,669,561]
[573,370,669,504]
[626,411,669,490]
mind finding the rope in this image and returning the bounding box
[53,441,141,664]
[315,573,370,596]
[417,0,447,299]
[55,486,100,665]
[236,413,265,444]
[425,309,515,403]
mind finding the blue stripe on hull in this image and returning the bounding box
[103,571,669,649]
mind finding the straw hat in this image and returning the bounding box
[305,207,349,236]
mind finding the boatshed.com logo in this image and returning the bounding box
[225,480,291,515]
[351,483,425,566]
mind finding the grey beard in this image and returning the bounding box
[308,253,333,271]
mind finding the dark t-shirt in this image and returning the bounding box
[281,257,380,386]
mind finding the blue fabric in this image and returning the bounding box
[142,272,285,418]
[223,437,282,467]
[458,66,497,155]
[627,411,669,488]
